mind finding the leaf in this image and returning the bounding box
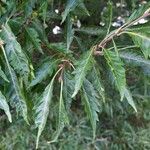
[49,80,69,143]
[127,2,150,22]
[89,66,105,103]
[29,58,58,87]
[0,91,12,122]
[66,15,74,52]
[1,24,30,80]
[75,27,106,36]
[24,0,36,17]
[1,44,28,123]
[119,51,150,67]
[47,42,71,54]
[63,71,74,110]
[104,49,126,100]
[72,50,94,97]
[125,31,150,59]
[61,0,80,23]
[124,88,137,112]
[35,68,61,149]
[0,66,9,82]
[25,27,43,54]
[82,79,101,139]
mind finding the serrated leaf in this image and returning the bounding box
[119,51,150,67]
[127,2,150,22]
[63,71,74,110]
[1,44,28,123]
[82,79,101,139]
[24,0,36,17]
[25,27,43,54]
[75,27,106,36]
[67,15,74,52]
[61,0,80,23]
[89,66,105,103]
[1,24,30,80]
[126,31,150,59]
[30,58,58,87]
[49,80,69,143]
[0,66,9,82]
[35,68,61,149]
[72,50,94,97]
[104,49,126,100]
[47,42,70,54]
[124,88,137,112]
[0,91,12,122]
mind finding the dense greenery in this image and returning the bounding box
[0,0,150,149]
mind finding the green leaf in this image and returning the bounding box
[75,27,106,36]
[61,0,80,23]
[0,66,9,82]
[125,31,150,59]
[104,49,126,100]
[63,71,74,110]
[47,42,71,54]
[66,15,74,52]
[35,68,61,149]
[72,50,94,97]
[82,79,101,139]
[0,91,12,122]
[124,88,137,112]
[89,66,105,103]
[25,27,43,54]
[1,44,28,123]
[119,51,150,67]
[49,80,69,143]
[127,2,150,22]
[24,0,36,17]
[29,58,58,87]
[1,24,30,80]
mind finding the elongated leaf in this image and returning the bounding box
[0,66,9,82]
[61,0,80,23]
[75,27,106,36]
[47,42,70,54]
[124,88,137,112]
[82,79,101,139]
[24,0,36,17]
[72,50,94,97]
[1,24,30,79]
[119,51,150,67]
[67,15,74,52]
[35,68,61,149]
[127,2,150,22]
[104,49,126,99]
[89,66,105,103]
[0,91,12,122]
[126,31,150,59]
[1,44,28,123]
[30,58,58,87]
[63,71,74,110]
[25,27,43,54]
[49,80,69,143]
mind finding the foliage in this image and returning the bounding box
[0,0,150,149]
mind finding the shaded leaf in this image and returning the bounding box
[50,80,69,143]
[72,50,94,97]
[35,68,61,149]
[0,66,9,82]
[126,31,150,59]
[25,27,43,54]
[1,24,30,80]
[82,79,101,139]
[30,58,58,87]
[0,91,12,122]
